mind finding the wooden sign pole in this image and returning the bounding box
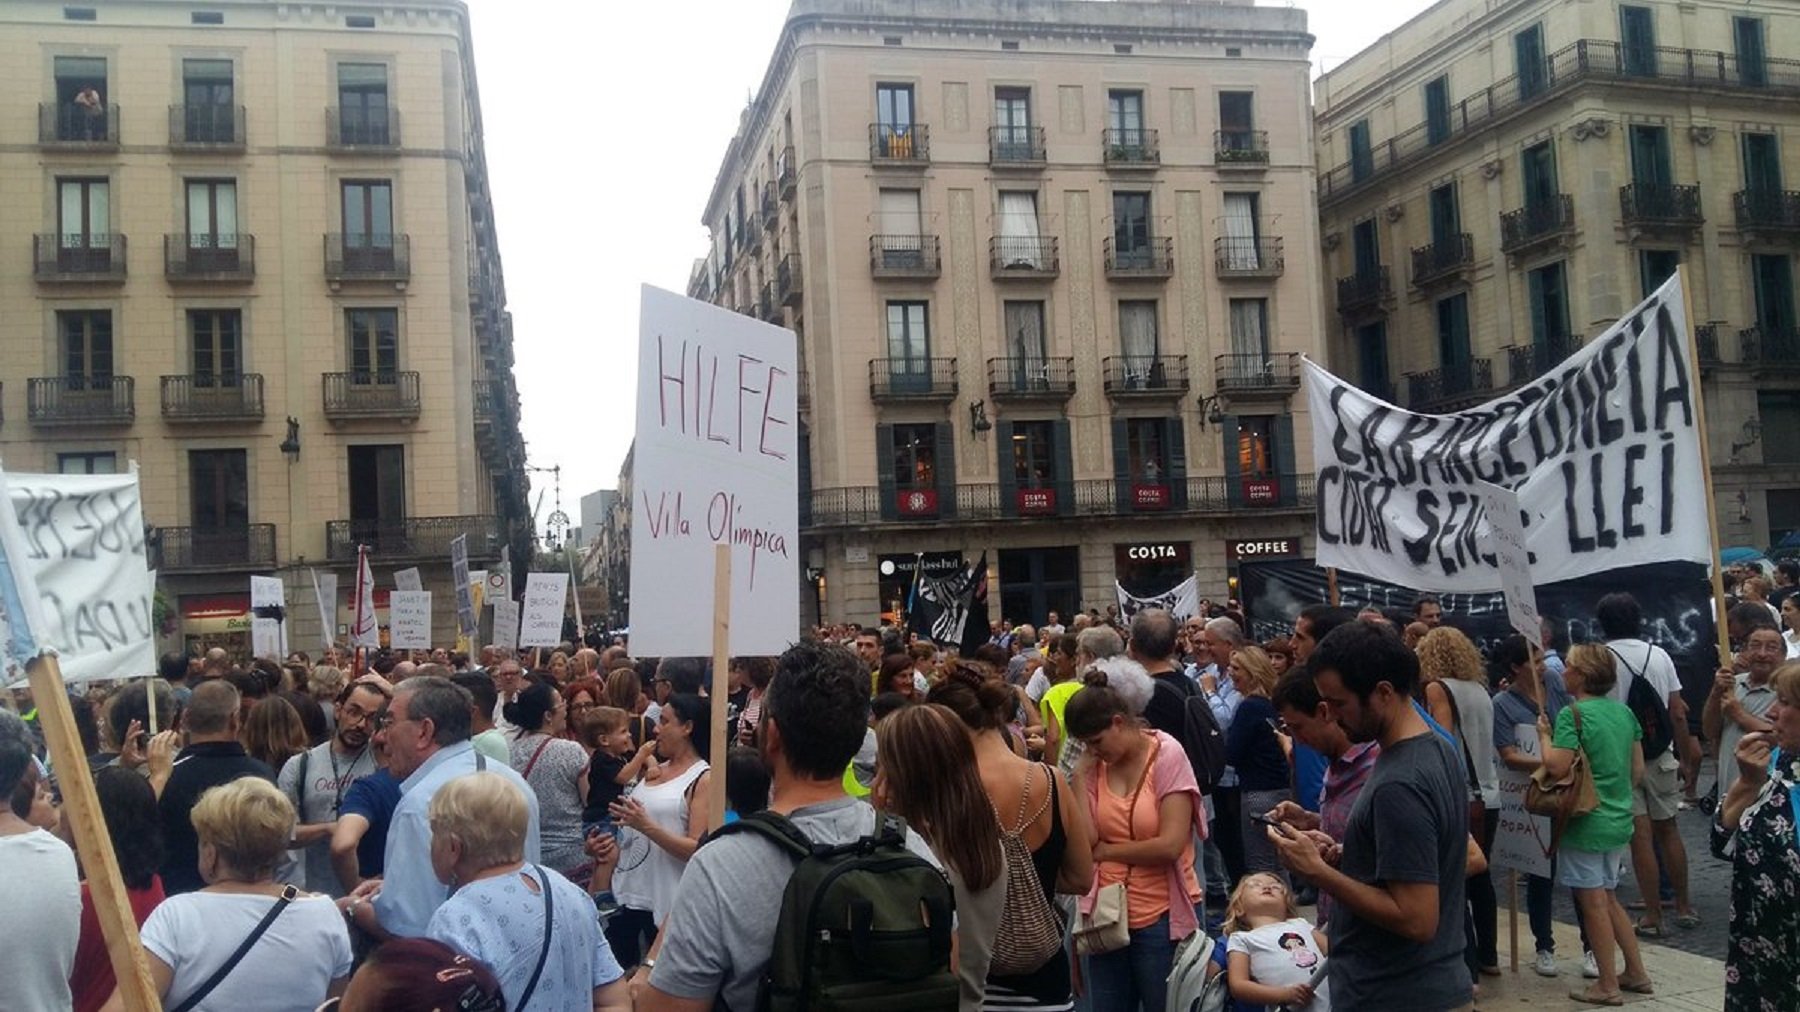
[1677,265,1735,668]
[28,656,162,1011]
[707,543,731,832]
[1326,567,1340,607]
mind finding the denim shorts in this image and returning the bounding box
[1557,846,1627,890]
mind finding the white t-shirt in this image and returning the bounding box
[1226,917,1331,1010]
[140,891,353,1012]
[1025,668,1052,703]
[1604,638,1682,761]
[0,829,80,1012]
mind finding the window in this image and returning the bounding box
[1228,299,1269,362]
[1012,421,1055,489]
[875,83,915,156]
[1620,6,1657,77]
[996,191,1044,268]
[1238,416,1275,477]
[885,302,931,390]
[346,308,399,379]
[1350,218,1380,275]
[1436,293,1471,366]
[1127,418,1169,482]
[1218,91,1255,152]
[1515,25,1546,100]
[1759,393,1800,465]
[1428,183,1460,248]
[994,86,1032,156]
[1107,90,1145,143]
[336,63,389,144]
[58,177,109,246]
[1527,261,1571,347]
[1638,249,1679,298]
[347,445,406,538]
[1424,76,1451,145]
[345,13,375,28]
[892,423,938,489]
[1118,300,1159,367]
[1112,191,1152,265]
[1744,132,1782,195]
[1753,254,1796,336]
[185,180,239,265]
[58,452,115,474]
[1769,489,1800,543]
[58,310,112,386]
[52,56,106,140]
[1736,17,1767,87]
[1522,140,1557,207]
[181,59,234,142]
[190,310,242,385]
[190,450,249,531]
[63,7,96,20]
[1356,321,1390,397]
[875,189,924,266]
[341,180,395,269]
[1347,119,1373,182]
[191,11,224,24]
[1221,192,1261,269]
[1002,301,1047,379]
[1628,125,1671,186]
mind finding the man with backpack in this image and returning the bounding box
[641,639,954,1012]
[1595,592,1699,937]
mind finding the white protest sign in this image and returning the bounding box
[310,570,337,651]
[1306,275,1705,593]
[3,469,155,685]
[1474,481,1541,644]
[393,567,423,592]
[450,535,476,637]
[629,285,799,655]
[490,597,520,653]
[1491,722,1554,878]
[249,575,288,660]
[388,591,433,649]
[519,572,569,648]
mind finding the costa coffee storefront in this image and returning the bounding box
[1114,541,1192,599]
[1229,538,1304,638]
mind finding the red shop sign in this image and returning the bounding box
[897,488,939,517]
[1241,477,1280,505]
[1017,488,1057,515]
[1132,483,1171,510]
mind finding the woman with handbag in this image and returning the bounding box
[504,679,592,884]
[1535,644,1652,1006]
[1064,682,1205,1011]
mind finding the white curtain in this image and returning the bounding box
[998,191,1041,268]
[880,188,922,237]
[1005,301,1046,383]
[1222,193,1259,270]
[60,180,107,245]
[1119,302,1158,383]
[1229,300,1269,386]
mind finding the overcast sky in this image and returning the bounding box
[470,0,1439,539]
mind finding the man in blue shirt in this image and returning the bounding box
[340,676,541,939]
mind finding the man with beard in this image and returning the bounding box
[278,679,390,897]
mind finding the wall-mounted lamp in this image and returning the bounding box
[1196,394,1225,430]
[969,399,993,435]
[279,416,302,461]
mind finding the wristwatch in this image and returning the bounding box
[344,897,361,923]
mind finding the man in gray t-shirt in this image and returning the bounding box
[277,682,384,896]
[644,641,941,1011]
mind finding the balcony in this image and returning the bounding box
[761,183,779,226]
[1406,359,1494,411]
[1500,195,1576,255]
[164,234,255,282]
[870,123,929,165]
[801,474,1316,528]
[1620,182,1703,237]
[1503,337,1582,387]
[326,515,502,563]
[1215,352,1301,398]
[1336,267,1392,316]
[1696,322,1723,369]
[160,374,265,422]
[740,213,763,253]
[989,236,1060,280]
[1740,325,1800,370]
[27,377,134,426]
[989,126,1046,167]
[1104,237,1174,279]
[474,381,497,430]
[34,235,126,283]
[152,525,276,572]
[327,106,400,150]
[324,234,410,285]
[797,366,811,413]
[987,357,1076,402]
[168,103,244,150]
[39,102,118,149]
[758,284,778,323]
[1214,236,1284,279]
[1103,128,1159,168]
[1734,189,1800,242]
[777,145,797,198]
[777,254,804,307]
[1410,234,1474,288]
[322,371,422,421]
[1215,129,1269,168]
[1103,355,1189,398]
[869,358,957,402]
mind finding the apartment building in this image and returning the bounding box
[688,0,1323,626]
[1315,0,1800,551]
[0,0,529,655]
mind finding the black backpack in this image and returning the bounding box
[1608,644,1675,761]
[708,809,960,1012]
[1153,675,1228,794]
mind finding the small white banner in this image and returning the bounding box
[519,572,570,648]
[388,590,433,650]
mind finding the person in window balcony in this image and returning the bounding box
[73,86,105,139]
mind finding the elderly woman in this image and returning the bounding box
[134,778,352,1011]
[425,772,629,1011]
[1714,661,1800,1012]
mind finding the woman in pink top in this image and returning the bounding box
[1065,682,1206,1011]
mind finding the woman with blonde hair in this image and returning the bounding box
[134,778,352,1011]
[1223,646,1291,876]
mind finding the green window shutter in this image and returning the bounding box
[1052,419,1075,517]
[1275,414,1298,507]
[876,424,897,521]
[996,420,1017,518]
[1166,416,1189,509]
[1221,414,1242,507]
[1111,416,1132,512]
[934,423,958,520]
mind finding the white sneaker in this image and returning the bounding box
[1582,951,1600,979]
[1534,950,1558,977]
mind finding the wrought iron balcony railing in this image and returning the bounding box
[161,374,265,422]
[28,376,135,425]
[322,371,422,420]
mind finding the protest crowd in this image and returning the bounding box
[1,573,1796,1012]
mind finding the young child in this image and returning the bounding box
[1222,872,1331,1010]
[579,706,658,841]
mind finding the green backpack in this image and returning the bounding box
[709,809,960,1012]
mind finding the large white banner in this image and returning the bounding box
[1116,575,1202,622]
[629,285,800,656]
[4,469,154,684]
[1306,276,1707,593]
[519,572,569,648]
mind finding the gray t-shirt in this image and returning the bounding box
[1329,731,1470,1010]
[650,796,942,1011]
[277,741,375,897]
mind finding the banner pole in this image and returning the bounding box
[1677,265,1735,668]
[1326,567,1340,607]
[567,545,584,633]
[1508,870,1520,974]
[707,543,731,832]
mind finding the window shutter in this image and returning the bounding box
[797,425,813,527]
[935,424,958,519]
[876,424,897,522]
[1221,414,1242,508]
[1275,414,1297,507]
[1166,416,1188,509]
[996,420,1017,517]
[1052,419,1075,517]
[1111,416,1132,512]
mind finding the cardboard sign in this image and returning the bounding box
[519,572,569,648]
[1475,481,1541,645]
[3,468,154,685]
[388,590,432,649]
[1306,276,1706,593]
[450,535,476,637]
[490,597,520,653]
[1491,723,1554,878]
[393,567,423,592]
[629,285,800,655]
[310,570,338,652]
[249,575,288,660]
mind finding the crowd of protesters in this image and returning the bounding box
[2,580,1797,1012]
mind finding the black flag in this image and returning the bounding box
[908,553,989,655]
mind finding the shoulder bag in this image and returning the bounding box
[515,865,555,1010]
[1525,702,1600,836]
[1072,737,1159,956]
[169,885,300,1012]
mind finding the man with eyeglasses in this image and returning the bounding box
[1704,620,1784,820]
[279,680,388,897]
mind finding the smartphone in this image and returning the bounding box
[1265,717,1286,735]
[1249,811,1294,836]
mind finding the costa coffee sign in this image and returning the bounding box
[1229,539,1299,561]
[1017,488,1056,516]
[1131,483,1171,510]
